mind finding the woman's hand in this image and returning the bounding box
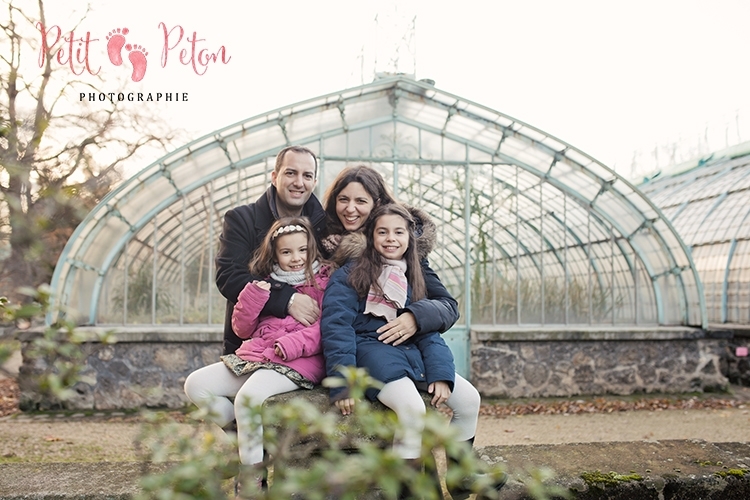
[288,293,320,326]
[377,312,417,345]
[428,381,451,408]
[334,398,356,415]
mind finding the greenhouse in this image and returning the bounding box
[33,74,734,408]
[50,75,706,332]
[640,143,750,326]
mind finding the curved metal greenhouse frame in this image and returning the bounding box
[640,144,750,325]
[51,76,707,330]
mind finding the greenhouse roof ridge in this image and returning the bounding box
[641,139,750,186]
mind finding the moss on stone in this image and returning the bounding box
[714,469,748,478]
[695,460,723,467]
[580,470,644,486]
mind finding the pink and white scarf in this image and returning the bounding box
[364,259,408,321]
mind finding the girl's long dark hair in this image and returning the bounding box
[249,216,321,285]
[348,204,426,301]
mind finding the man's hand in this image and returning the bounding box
[377,312,417,345]
[334,398,356,415]
[288,293,319,326]
[428,381,451,408]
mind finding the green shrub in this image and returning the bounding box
[1,285,115,407]
[3,286,565,499]
[134,367,508,500]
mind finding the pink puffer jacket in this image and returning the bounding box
[231,265,330,384]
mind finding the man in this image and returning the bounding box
[216,145,327,355]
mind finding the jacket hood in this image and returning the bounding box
[409,205,437,260]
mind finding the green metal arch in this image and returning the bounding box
[51,76,706,328]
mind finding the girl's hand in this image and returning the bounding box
[253,280,271,291]
[428,381,451,408]
[377,312,417,345]
[274,345,286,360]
[334,398,356,415]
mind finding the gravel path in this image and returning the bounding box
[475,406,750,446]
[2,406,749,462]
[1,379,748,463]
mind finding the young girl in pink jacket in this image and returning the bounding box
[184,216,330,493]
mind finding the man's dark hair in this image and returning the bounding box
[275,145,318,178]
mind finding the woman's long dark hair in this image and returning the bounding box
[348,204,426,301]
[323,165,396,235]
[249,216,321,285]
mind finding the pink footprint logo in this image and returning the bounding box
[106,27,129,66]
[126,44,148,82]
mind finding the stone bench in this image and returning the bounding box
[263,386,444,463]
[265,385,438,414]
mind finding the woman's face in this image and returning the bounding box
[335,182,375,232]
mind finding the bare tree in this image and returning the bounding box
[0,0,177,301]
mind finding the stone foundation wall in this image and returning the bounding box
[17,325,743,410]
[724,331,750,386]
[18,327,222,411]
[471,327,730,398]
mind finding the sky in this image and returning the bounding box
[32,0,750,182]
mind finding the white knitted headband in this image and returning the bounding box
[271,224,306,240]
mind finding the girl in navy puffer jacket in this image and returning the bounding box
[322,204,478,462]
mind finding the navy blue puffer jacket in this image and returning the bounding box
[321,261,457,402]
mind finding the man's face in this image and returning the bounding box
[271,151,317,217]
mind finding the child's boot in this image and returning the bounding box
[234,464,268,499]
[446,437,507,500]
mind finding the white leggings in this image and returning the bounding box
[184,362,300,465]
[376,373,480,459]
